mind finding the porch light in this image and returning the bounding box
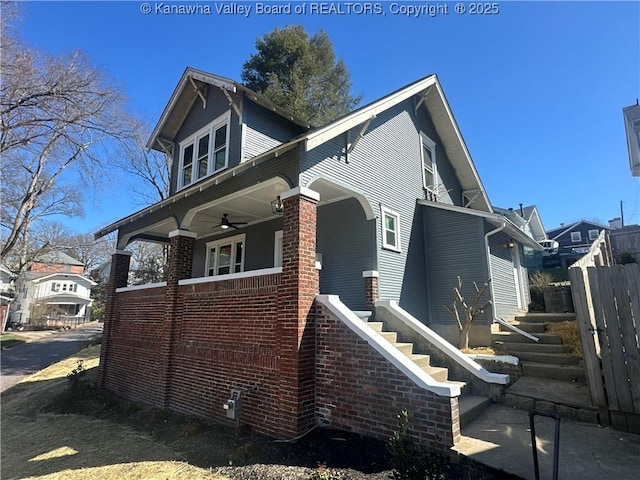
[271,196,284,215]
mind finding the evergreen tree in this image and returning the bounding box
[241,26,361,125]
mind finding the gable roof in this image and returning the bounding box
[547,220,610,240]
[303,75,492,212]
[33,251,83,267]
[148,68,313,152]
[97,71,493,239]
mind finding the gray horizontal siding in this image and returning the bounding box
[242,100,305,160]
[317,198,377,310]
[487,228,522,321]
[300,99,468,317]
[422,206,489,326]
[117,151,297,247]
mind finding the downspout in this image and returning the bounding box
[484,220,539,342]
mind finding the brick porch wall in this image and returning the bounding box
[102,286,166,404]
[315,302,460,452]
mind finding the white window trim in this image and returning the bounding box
[420,132,437,194]
[205,233,245,277]
[571,231,582,242]
[588,229,599,241]
[273,230,283,267]
[177,110,231,190]
[381,205,401,252]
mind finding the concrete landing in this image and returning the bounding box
[454,404,640,480]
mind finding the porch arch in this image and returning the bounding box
[306,175,375,220]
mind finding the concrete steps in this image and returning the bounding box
[493,313,585,383]
[358,311,491,428]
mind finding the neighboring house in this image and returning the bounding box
[623,103,640,177]
[1,265,16,331]
[545,220,610,268]
[9,251,96,326]
[494,205,548,269]
[609,223,640,264]
[95,68,538,450]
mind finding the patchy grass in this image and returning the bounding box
[0,332,27,348]
[547,321,583,358]
[1,345,227,480]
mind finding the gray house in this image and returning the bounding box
[96,68,541,346]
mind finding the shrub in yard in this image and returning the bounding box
[309,463,339,480]
[528,270,554,311]
[67,360,92,397]
[387,410,446,480]
[621,252,637,264]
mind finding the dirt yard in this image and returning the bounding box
[1,344,522,479]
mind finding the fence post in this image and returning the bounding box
[568,267,607,407]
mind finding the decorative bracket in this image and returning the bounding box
[463,190,482,208]
[156,137,174,157]
[222,89,242,119]
[189,77,208,109]
[346,115,376,156]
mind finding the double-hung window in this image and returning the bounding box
[588,229,599,241]
[571,231,582,243]
[420,133,437,199]
[205,234,245,276]
[178,111,230,190]
[381,206,401,252]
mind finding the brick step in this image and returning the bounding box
[521,362,586,383]
[492,331,562,344]
[508,351,581,365]
[493,341,571,354]
[459,395,492,428]
[514,313,576,324]
[498,322,546,334]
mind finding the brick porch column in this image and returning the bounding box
[277,186,320,438]
[362,270,379,311]
[160,229,196,407]
[97,250,132,387]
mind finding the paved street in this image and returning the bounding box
[0,323,103,392]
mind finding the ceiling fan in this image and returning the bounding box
[214,213,247,230]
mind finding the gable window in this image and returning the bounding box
[381,206,401,252]
[588,229,599,241]
[571,231,582,242]
[205,234,245,276]
[178,111,230,190]
[420,133,437,200]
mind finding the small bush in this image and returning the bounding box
[387,410,446,480]
[621,252,637,264]
[67,360,92,397]
[309,463,339,480]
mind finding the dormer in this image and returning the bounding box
[147,68,311,195]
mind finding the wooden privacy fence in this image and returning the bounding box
[569,230,640,433]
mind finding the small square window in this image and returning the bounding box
[588,229,599,241]
[571,231,582,242]
[381,206,401,252]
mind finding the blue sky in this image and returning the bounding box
[14,0,640,235]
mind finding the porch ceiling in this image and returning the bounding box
[122,177,291,247]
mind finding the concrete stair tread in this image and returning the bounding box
[423,365,448,382]
[459,394,492,428]
[514,313,576,323]
[367,321,384,332]
[492,331,562,344]
[506,376,594,411]
[509,351,581,365]
[493,341,571,354]
[410,354,431,367]
[499,322,546,334]
[521,361,586,382]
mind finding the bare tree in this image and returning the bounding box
[0,10,132,265]
[114,119,171,205]
[444,277,492,350]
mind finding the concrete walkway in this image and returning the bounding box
[455,403,640,480]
